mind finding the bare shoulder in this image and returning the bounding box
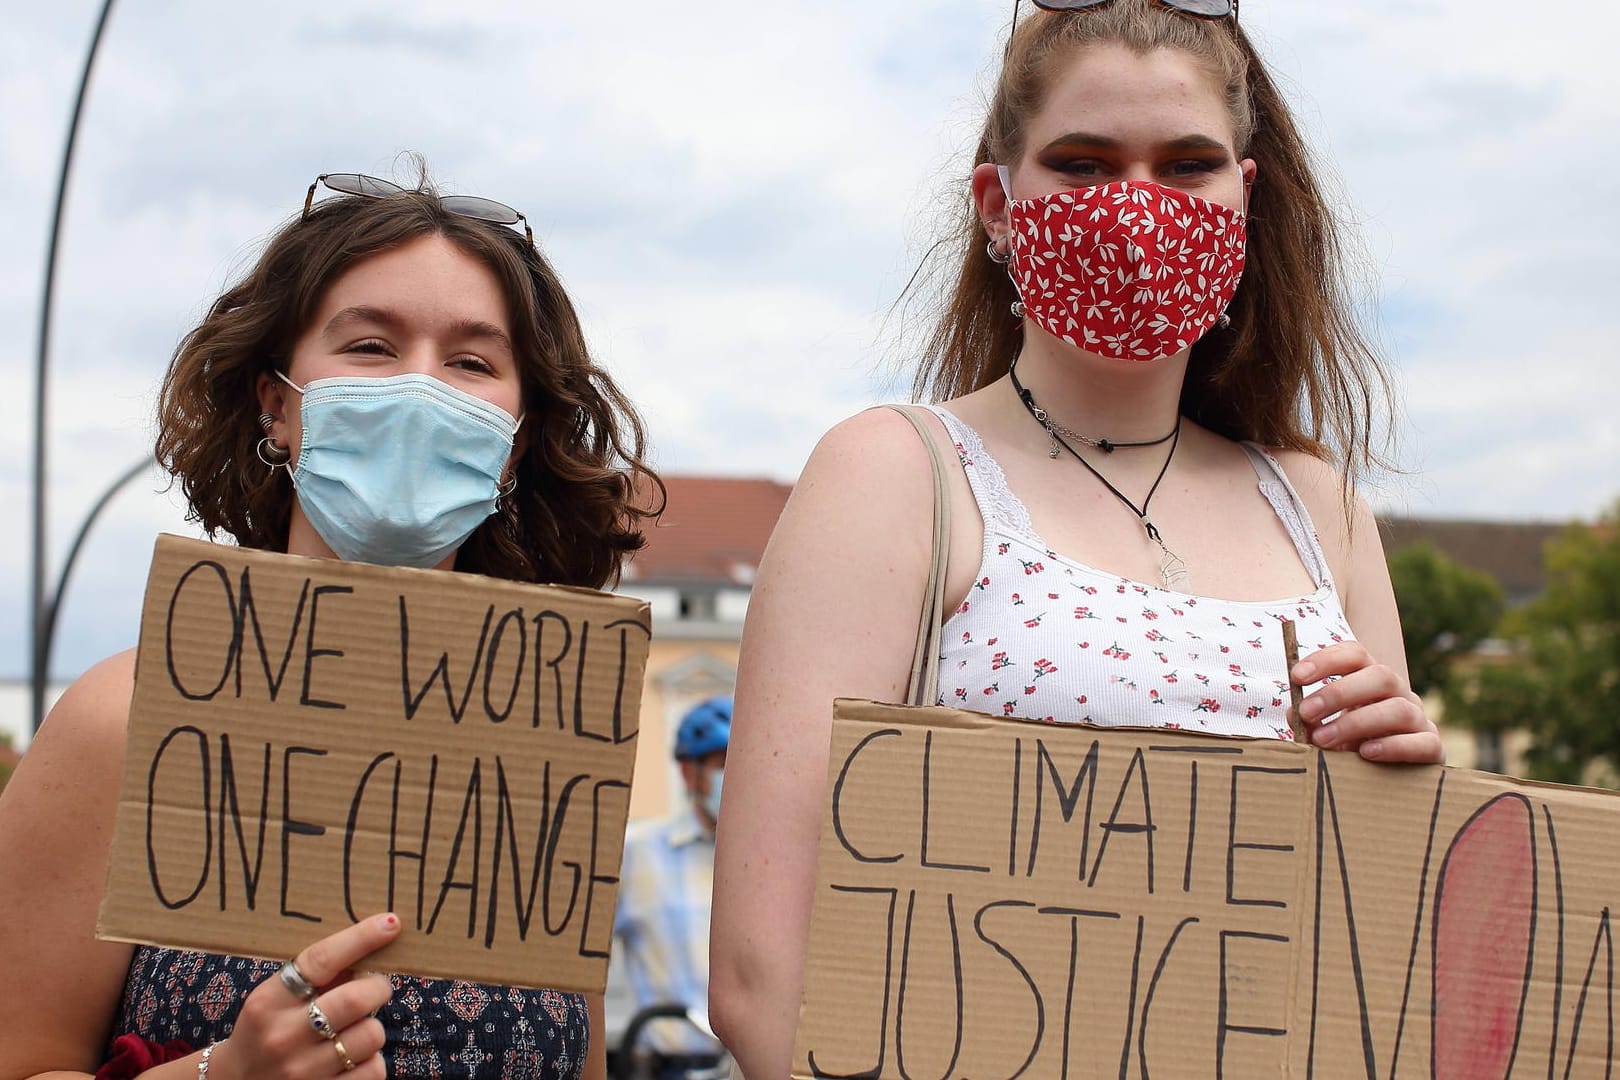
[1263,447,1374,541]
[742,405,949,718]
[41,649,136,750]
[799,405,944,490]
[775,406,945,546]
[1264,447,1386,603]
[1,649,135,818]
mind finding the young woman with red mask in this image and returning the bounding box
[710,2,1440,1075]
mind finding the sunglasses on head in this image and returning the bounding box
[303,173,534,247]
[1011,0,1238,44]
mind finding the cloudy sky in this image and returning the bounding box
[4,0,1618,693]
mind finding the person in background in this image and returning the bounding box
[0,166,660,1080]
[710,1,1442,1075]
[612,698,730,1079]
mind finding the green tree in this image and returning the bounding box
[1388,541,1506,696]
[1445,505,1620,786]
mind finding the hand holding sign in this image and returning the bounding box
[98,536,650,990]
[210,912,399,1080]
[1288,640,1440,762]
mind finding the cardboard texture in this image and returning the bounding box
[794,698,1620,1079]
[98,534,651,993]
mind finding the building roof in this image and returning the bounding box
[622,476,1575,604]
[624,475,794,586]
[1377,517,1572,605]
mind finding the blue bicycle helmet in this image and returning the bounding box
[674,696,732,760]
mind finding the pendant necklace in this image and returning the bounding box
[1008,359,1190,590]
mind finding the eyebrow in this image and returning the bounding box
[1040,132,1231,154]
[323,305,516,356]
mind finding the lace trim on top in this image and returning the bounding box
[916,405,1036,553]
[1239,443,1333,590]
[911,405,1355,737]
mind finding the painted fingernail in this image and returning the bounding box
[382,913,399,930]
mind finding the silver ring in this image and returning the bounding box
[308,1000,337,1040]
[278,960,318,1001]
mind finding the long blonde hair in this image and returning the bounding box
[913,0,1393,485]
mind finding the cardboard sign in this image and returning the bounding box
[98,534,650,992]
[794,699,1620,1078]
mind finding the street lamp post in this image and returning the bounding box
[31,0,120,733]
[34,457,156,726]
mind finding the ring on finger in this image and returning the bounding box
[332,1037,357,1072]
[278,959,318,1001]
[308,1000,337,1040]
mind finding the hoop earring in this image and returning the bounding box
[1011,300,1026,319]
[497,481,524,539]
[986,238,1011,265]
[256,436,291,469]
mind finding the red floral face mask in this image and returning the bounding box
[1000,169,1247,362]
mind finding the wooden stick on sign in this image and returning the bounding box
[1281,619,1308,742]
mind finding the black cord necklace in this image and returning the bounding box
[1009,358,1178,457]
[1009,361,1191,589]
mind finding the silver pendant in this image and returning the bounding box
[1157,544,1190,591]
[1143,517,1190,590]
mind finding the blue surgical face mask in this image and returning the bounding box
[277,371,521,569]
[700,767,723,824]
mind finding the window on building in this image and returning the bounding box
[678,590,717,621]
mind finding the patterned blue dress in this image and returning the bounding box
[111,945,591,1079]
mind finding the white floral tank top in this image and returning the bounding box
[926,406,1354,741]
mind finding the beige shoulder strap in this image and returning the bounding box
[881,404,950,708]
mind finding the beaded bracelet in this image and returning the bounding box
[197,1043,217,1080]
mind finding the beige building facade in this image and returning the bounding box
[615,476,793,822]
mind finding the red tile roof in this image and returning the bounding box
[625,476,794,584]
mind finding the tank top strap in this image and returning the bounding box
[915,405,1041,540]
[1239,442,1334,589]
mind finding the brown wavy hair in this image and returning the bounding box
[155,178,663,589]
[914,0,1393,485]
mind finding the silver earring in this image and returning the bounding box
[256,436,291,469]
[1217,311,1232,329]
[986,238,1011,265]
[497,474,517,501]
[257,412,276,433]
[1011,300,1026,319]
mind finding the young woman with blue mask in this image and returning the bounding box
[711,2,1442,1075]
[0,170,660,1080]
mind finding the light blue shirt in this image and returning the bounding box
[612,802,719,1055]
